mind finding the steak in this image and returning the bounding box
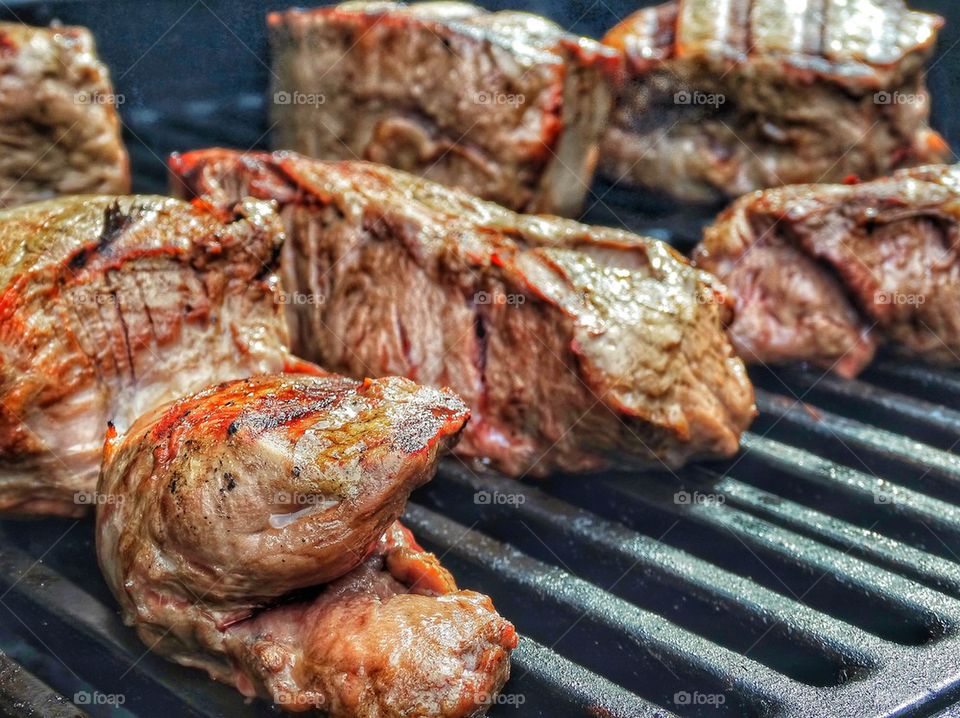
[96,373,515,717]
[693,164,960,377]
[0,195,294,516]
[600,0,950,204]
[171,149,756,477]
[0,23,129,208]
[267,1,620,217]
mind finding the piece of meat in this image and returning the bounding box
[0,23,129,208]
[267,1,620,217]
[170,149,756,477]
[600,0,950,204]
[693,164,960,376]
[0,195,295,516]
[96,373,515,717]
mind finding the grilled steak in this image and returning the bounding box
[267,1,620,216]
[600,0,950,204]
[0,195,293,516]
[693,164,960,376]
[171,149,756,477]
[96,373,515,717]
[0,23,129,208]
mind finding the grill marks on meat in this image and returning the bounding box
[171,149,756,476]
[693,164,960,376]
[96,374,516,717]
[600,0,950,203]
[0,195,293,516]
[267,1,620,217]
[0,23,129,208]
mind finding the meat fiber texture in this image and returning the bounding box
[600,0,951,204]
[267,1,621,217]
[171,148,756,477]
[693,164,960,377]
[0,195,295,516]
[96,373,516,717]
[0,22,129,208]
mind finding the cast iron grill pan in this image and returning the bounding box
[3,1,960,716]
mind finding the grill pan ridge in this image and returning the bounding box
[1,1,960,717]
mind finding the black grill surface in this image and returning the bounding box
[2,1,960,717]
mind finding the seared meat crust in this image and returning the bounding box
[0,195,291,515]
[601,0,949,202]
[96,373,515,717]
[268,1,619,216]
[0,23,129,207]
[694,164,960,375]
[171,149,756,476]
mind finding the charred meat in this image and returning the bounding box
[96,373,516,717]
[0,195,293,515]
[171,149,756,477]
[0,23,129,208]
[268,1,620,217]
[693,164,960,376]
[600,0,949,203]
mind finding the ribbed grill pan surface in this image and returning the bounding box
[2,1,960,716]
